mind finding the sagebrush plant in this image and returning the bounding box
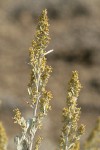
[0,9,100,150]
[13,9,85,150]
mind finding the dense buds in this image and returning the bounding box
[13,9,52,150]
[34,136,43,150]
[13,109,27,131]
[0,122,8,150]
[60,71,85,150]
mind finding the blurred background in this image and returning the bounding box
[0,0,100,149]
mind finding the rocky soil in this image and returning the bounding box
[0,0,100,149]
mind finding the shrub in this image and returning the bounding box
[0,9,100,150]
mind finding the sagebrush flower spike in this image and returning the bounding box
[13,9,53,150]
[60,71,85,150]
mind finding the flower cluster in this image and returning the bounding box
[34,136,43,150]
[13,9,53,150]
[28,9,53,119]
[13,108,27,131]
[0,122,8,150]
[60,71,85,150]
